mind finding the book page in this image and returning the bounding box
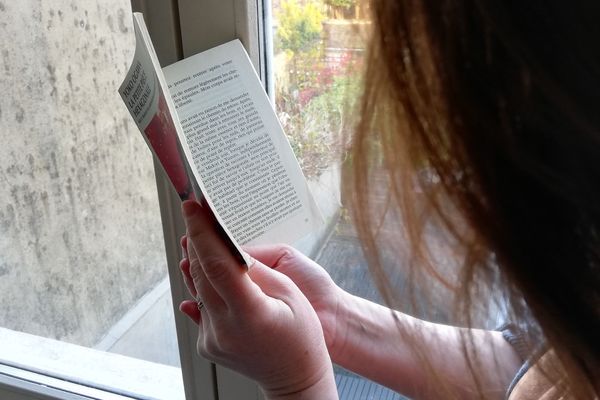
[163,40,323,246]
[118,14,195,201]
[119,13,249,266]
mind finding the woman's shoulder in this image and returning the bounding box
[507,350,568,400]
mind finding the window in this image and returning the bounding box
[0,0,390,399]
[0,0,191,398]
[1,1,475,399]
[0,1,238,399]
[268,1,407,398]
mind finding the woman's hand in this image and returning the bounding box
[178,200,338,399]
[244,244,347,361]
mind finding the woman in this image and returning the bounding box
[178,1,599,399]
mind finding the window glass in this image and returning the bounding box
[0,0,182,391]
[269,0,406,398]
[272,0,367,180]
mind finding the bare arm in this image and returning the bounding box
[246,244,521,399]
[331,292,522,400]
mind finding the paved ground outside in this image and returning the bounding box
[316,216,409,400]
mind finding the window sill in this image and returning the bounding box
[0,327,184,400]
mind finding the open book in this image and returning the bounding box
[118,13,322,265]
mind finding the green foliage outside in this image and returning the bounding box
[280,74,361,178]
[275,0,365,178]
[276,0,324,55]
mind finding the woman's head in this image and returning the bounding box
[348,1,599,397]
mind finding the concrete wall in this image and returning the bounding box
[0,0,168,347]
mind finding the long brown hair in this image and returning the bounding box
[346,1,599,398]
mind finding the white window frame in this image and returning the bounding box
[138,0,269,398]
[0,0,270,399]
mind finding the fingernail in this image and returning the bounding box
[179,258,188,271]
[244,253,256,269]
[182,200,198,218]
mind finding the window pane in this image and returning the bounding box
[0,0,182,395]
[269,0,403,398]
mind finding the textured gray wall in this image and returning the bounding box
[0,0,167,346]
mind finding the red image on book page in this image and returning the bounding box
[144,93,194,200]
